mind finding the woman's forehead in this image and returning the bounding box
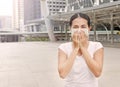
[72,18,88,26]
[72,17,87,23]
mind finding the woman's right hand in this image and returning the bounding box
[72,32,80,50]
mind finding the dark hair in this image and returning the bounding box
[69,13,91,27]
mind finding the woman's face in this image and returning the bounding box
[71,17,90,37]
[71,17,90,30]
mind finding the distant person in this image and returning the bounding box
[115,31,120,42]
[58,13,104,87]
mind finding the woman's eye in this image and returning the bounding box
[73,28,79,30]
[82,27,87,29]
[81,25,87,28]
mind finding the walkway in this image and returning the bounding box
[0,42,119,87]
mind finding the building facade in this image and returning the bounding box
[13,0,67,41]
[0,16,12,31]
[67,0,119,10]
[13,0,41,32]
[46,0,66,15]
[24,0,41,23]
[13,0,24,31]
[13,0,66,33]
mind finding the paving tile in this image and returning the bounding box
[0,42,119,87]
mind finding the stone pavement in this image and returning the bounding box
[101,42,120,48]
[0,42,120,87]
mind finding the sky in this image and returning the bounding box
[0,0,13,16]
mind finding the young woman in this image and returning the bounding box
[58,13,104,87]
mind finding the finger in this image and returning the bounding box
[73,33,77,42]
[81,31,86,39]
[78,34,82,48]
[83,31,87,38]
[83,30,87,38]
[77,33,80,42]
[78,35,80,44]
[78,34,81,41]
[79,32,82,39]
[81,31,84,36]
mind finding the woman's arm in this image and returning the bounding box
[58,48,78,79]
[81,47,104,77]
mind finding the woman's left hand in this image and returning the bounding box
[78,31,88,49]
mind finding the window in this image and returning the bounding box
[63,6,65,8]
[63,2,66,4]
[54,26,59,31]
[49,9,52,11]
[49,5,52,7]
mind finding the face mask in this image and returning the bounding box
[71,28,89,37]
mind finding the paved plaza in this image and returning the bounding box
[0,42,120,87]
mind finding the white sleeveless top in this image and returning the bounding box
[58,41,103,87]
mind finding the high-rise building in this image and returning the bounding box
[24,0,41,23]
[46,0,66,15]
[13,0,66,32]
[0,16,12,31]
[67,0,118,11]
[13,0,24,31]
[13,0,41,32]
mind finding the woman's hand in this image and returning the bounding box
[72,30,88,49]
[78,31,88,49]
[72,31,80,50]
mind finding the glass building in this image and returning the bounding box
[46,0,66,15]
[13,0,41,32]
[67,0,119,10]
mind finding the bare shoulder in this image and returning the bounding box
[58,42,72,57]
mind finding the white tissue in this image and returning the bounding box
[71,28,89,37]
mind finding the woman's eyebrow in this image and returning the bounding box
[73,25,79,28]
[81,25,87,27]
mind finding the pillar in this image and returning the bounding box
[110,13,114,44]
[29,26,32,32]
[93,12,97,41]
[45,18,56,42]
[33,25,37,32]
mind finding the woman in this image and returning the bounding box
[58,13,104,87]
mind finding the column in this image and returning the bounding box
[110,13,114,44]
[45,18,56,42]
[33,25,37,32]
[93,12,97,41]
[59,23,63,40]
[29,26,32,32]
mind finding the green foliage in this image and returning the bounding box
[25,37,49,41]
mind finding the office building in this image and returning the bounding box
[13,0,41,32]
[67,0,118,10]
[46,0,66,15]
[0,16,12,31]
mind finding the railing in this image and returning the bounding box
[0,30,120,42]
